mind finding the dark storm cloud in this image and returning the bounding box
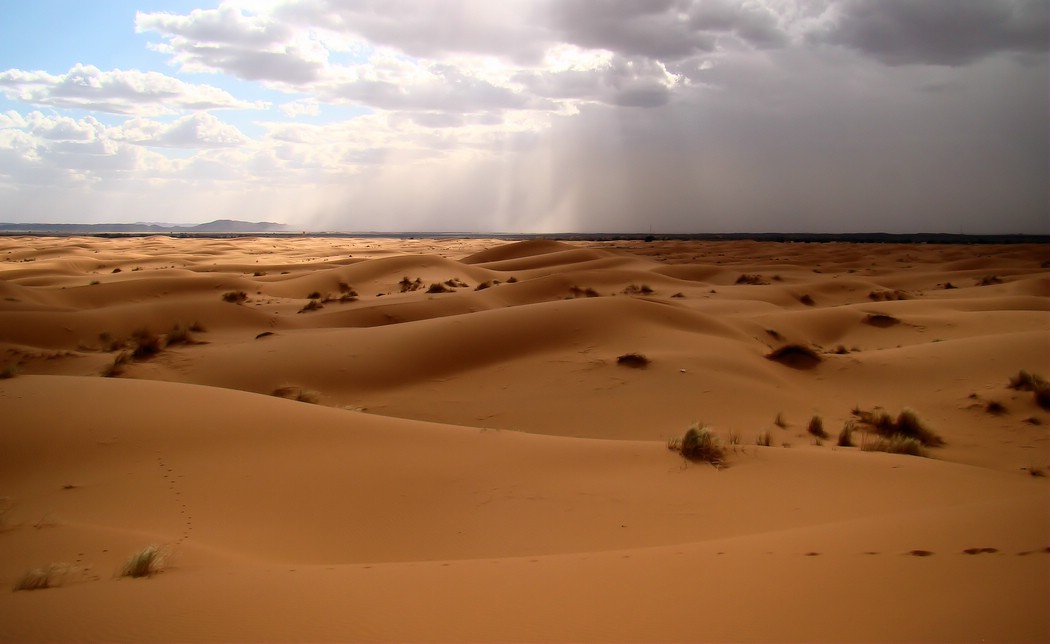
[817,0,1049,66]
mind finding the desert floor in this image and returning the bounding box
[1,235,1047,642]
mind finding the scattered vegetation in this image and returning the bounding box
[623,284,654,295]
[222,290,247,304]
[766,344,822,369]
[426,282,451,294]
[727,428,741,446]
[444,278,469,289]
[837,421,855,447]
[569,285,601,298]
[862,435,927,457]
[164,324,197,347]
[1026,465,1046,478]
[306,291,322,300]
[616,353,650,368]
[856,407,944,448]
[111,267,122,273]
[12,563,76,591]
[188,320,206,333]
[272,386,320,404]
[755,430,773,447]
[475,280,500,291]
[976,275,1002,286]
[668,424,726,466]
[1007,370,1050,410]
[799,294,815,306]
[807,415,829,439]
[833,345,849,354]
[129,328,163,360]
[298,299,324,313]
[506,276,519,283]
[102,351,130,377]
[868,289,909,301]
[941,282,956,289]
[399,277,424,292]
[985,400,1008,415]
[120,545,166,578]
[735,274,768,285]
[863,313,900,327]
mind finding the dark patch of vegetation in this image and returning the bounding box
[863,313,900,327]
[807,415,829,440]
[506,276,518,283]
[668,424,725,466]
[755,430,773,447]
[766,344,822,369]
[130,329,163,360]
[863,435,928,457]
[985,400,1008,415]
[942,282,956,289]
[735,274,768,285]
[306,291,322,300]
[623,284,654,295]
[617,353,650,368]
[339,292,358,303]
[189,321,206,333]
[837,422,855,447]
[298,300,324,313]
[222,290,247,304]
[253,271,267,277]
[399,277,423,292]
[255,331,274,339]
[0,364,18,379]
[976,275,1002,286]
[671,292,685,298]
[856,407,944,448]
[569,285,601,298]
[426,282,451,294]
[164,324,196,347]
[475,280,500,291]
[799,294,815,306]
[766,329,783,341]
[337,282,355,294]
[272,386,320,404]
[868,289,909,301]
[102,351,130,377]
[443,278,469,289]
[962,547,999,555]
[1008,370,1050,410]
[111,267,122,273]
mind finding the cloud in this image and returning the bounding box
[112,113,250,148]
[0,64,267,116]
[136,4,329,83]
[814,0,1049,66]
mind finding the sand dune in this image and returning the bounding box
[1,236,1048,642]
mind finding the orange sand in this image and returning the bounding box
[1,236,1047,642]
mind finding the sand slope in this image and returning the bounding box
[1,236,1048,642]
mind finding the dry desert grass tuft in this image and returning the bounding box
[616,353,650,368]
[668,424,725,466]
[120,545,167,579]
[766,344,822,369]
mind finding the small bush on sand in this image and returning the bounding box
[399,277,423,292]
[862,435,927,457]
[671,292,685,298]
[306,291,322,300]
[120,545,166,578]
[188,320,206,333]
[222,290,247,304]
[976,275,1002,286]
[0,364,18,379]
[506,276,518,283]
[164,324,196,346]
[863,313,900,327]
[130,329,163,360]
[444,278,468,289]
[858,407,943,447]
[766,344,822,369]
[12,564,74,591]
[617,353,650,368]
[475,280,500,291]
[755,430,772,446]
[774,412,787,428]
[837,422,855,447]
[799,294,816,306]
[985,400,1008,415]
[727,428,741,445]
[272,386,320,404]
[1009,370,1047,391]
[868,290,909,301]
[337,282,355,295]
[807,415,829,439]
[623,284,654,295]
[668,424,725,465]
[426,282,451,294]
[102,351,130,377]
[298,300,324,313]
[735,274,767,285]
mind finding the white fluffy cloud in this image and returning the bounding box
[0,64,267,116]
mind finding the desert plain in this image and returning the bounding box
[0,234,1047,642]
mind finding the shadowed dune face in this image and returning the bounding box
[1,236,1048,643]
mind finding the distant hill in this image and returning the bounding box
[0,220,295,234]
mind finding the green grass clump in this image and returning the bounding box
[120,545,166,578]
[668,424,725,465]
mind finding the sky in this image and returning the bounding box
[0,0,1046,233]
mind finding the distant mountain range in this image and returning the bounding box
[0,219,295,234]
